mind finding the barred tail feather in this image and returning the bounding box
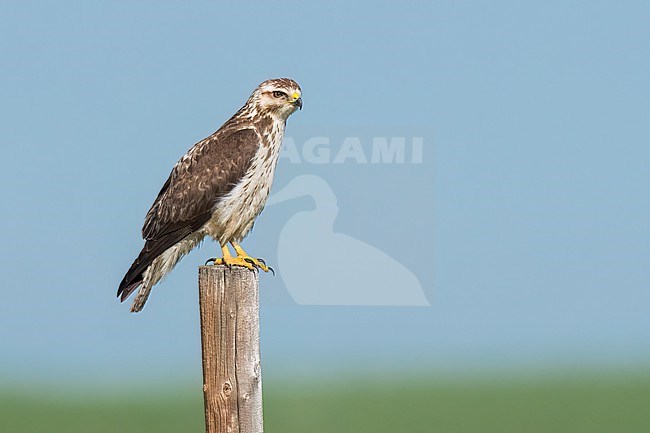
[119,233,204,313]
[117,242,159,303]
[130,282,153,313]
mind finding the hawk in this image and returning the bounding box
[118,78,302,312]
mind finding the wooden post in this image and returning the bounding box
[198,265,264,433]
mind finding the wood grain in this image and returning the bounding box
[199,265,263,433]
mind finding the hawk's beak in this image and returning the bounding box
[293,97,303,110]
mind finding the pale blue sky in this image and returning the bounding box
[1,1,649,385]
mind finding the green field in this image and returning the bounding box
[2,373,649,433]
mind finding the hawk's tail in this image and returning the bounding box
[130,283,154,313]
[117,239,162,313]
[117,278,152,313]
[118,237,195,313]
[118,279,142,304]
[118,258,157,313]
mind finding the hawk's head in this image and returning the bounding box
[249,78,302,120]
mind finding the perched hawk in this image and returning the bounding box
[118,78,302,312]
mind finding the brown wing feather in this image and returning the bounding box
[117,127,261,300]
[143,127,261,239]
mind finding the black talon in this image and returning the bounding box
[268,266,275,276]
[205,257,217,265]
[257,258,267,266]
[244,258,257,267]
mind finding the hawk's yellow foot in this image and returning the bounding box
[231,242,273,274]
[206,244,273,274]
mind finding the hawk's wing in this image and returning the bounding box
[118,127,260,300]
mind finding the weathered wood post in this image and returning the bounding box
[198,265,264,433]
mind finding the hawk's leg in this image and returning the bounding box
[205,243,273,274]
[205,244,233,267]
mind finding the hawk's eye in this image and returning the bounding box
[272,91,287,99]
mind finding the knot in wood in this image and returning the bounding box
[222,381,233,396]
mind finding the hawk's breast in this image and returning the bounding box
[204,124,284,244]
